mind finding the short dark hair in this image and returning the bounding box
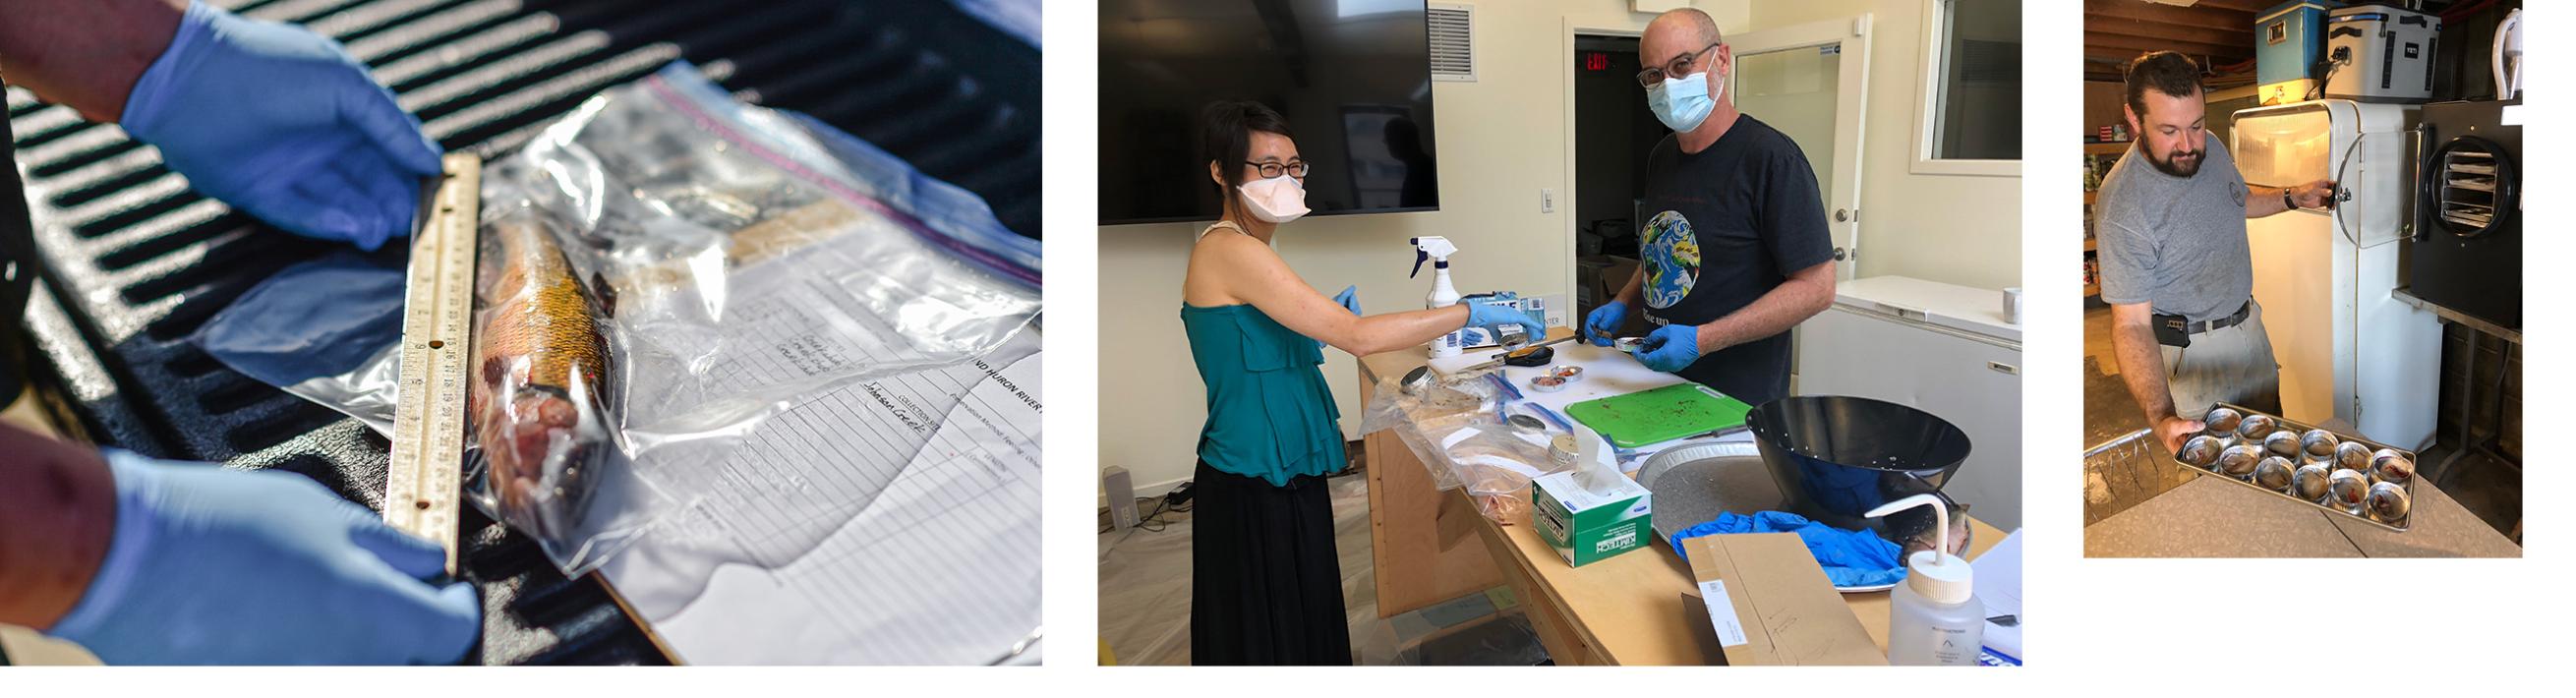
[2123,51,2204,118]
[1200,100,1295,195]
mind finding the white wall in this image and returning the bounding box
[1100,0,2038,495]
[1759,0,2023,289]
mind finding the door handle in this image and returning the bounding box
[1835,208,1855,222]
[1833,247,1849,261]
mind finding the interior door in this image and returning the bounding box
[1728,16,1871,280]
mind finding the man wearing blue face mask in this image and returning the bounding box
[1581,8,1837,408]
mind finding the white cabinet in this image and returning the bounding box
[1794,276,2022,530]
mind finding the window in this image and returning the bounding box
[1914,0,2020,174]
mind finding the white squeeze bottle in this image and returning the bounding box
[1412,236,1462,357]
[1867,494,1982,667]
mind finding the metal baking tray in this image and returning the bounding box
[2169,402,2418,532]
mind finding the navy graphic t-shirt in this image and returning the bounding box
[1637,115,1834,406]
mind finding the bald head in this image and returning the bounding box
[1640,9,1725,82]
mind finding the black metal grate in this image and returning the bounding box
[8,0,1038,665]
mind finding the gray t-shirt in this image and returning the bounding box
[2093,139,2254,322]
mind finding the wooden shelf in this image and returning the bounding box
[2084,142,2133,155]
[2084,238,2098,252]
[2084,283,2100,298]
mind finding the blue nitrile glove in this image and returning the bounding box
[1582,300,1628,346]
[1635,322,1703,373]
[1668,511,1906,589]
[1320,285,1362,350]
[119,1,444,252]
[1465,299,1546,342]
[46,450,481,665]
[1331,285,1362,316]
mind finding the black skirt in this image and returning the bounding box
[1189,460,1353,666]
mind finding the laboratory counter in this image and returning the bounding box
[2084,463,2521,558]
[1357,333,2002,665]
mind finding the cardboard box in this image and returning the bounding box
[1682,533,1888,666]
[1530,469,1651,567]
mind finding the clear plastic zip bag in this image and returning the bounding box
[194,63,1040,573]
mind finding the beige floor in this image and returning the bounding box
[1095,469,1541,666]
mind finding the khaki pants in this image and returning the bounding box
[2159,300,2283,418]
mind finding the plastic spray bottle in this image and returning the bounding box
[1412,236,1461,357]
[1866,494,1983,667]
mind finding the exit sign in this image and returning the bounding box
[1583,51,1610,71]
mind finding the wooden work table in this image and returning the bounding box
[1356,331,2004,666]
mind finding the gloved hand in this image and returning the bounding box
[46,450,480,665]
[1634,322,1703,373]
[1582,300,1628,346]
[1319,285,1362,351]
[1464,300,1546,343]
[120,1,443,252]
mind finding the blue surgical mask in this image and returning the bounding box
[1646,68,1723,133]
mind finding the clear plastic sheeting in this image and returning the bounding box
[1357,371,1569,524]
[194,62,1040,574]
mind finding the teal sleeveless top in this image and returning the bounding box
[1181,301,1347,487]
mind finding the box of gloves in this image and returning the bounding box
[1531,427,1652,567]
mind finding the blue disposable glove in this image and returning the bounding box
[1668,511,1906,589]
[1319,285,1362,350]
[1464,300,1546,342]
[1582,300,1628,346]
[46,450,481,665]
[120,1,444,252]
[1635,322,1704,373]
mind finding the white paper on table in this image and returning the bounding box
[1971,528,2023,661]
[596,331,1042,665]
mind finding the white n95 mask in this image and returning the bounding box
[1237,174,1310,223]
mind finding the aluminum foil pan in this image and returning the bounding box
[2169,402,2416,532]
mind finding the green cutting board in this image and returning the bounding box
[1564,383,1754,448]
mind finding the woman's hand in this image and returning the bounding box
[1464,302,1546,342]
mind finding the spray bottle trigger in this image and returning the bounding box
[1412,250,1428,278]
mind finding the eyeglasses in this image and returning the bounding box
[1636,42,1723,87]
[1245,160,1310,179]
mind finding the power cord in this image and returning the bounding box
[1098,481,1196,534]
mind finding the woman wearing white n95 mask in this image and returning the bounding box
[1178,100,1540,666]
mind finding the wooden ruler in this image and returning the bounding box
[384,152,482,574]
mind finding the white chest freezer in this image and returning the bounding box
[2233,99,2440,449]
[1793,276,2021,530]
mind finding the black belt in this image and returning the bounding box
[2153,301,2250,348]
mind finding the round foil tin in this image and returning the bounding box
[2203,407,2243,435]
[2333,441,2371,470]
[2371,453,2415,486]
[2178,435,2225,467]
[2328,470,2371,515]
[2301,430,2339,458]
[1531,376,1568,392]
[2262,430,2302,458]
[2238,414,2277,439]
[1550,435,1579,468]
[1551,366,1584,380]
[2292,464,2332,501]
[2217,445,2263,478]
[2368,449,2413,483]
[2367,481,2412,523]
[1614,337,1646,354]
[2253,456,2296,491]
